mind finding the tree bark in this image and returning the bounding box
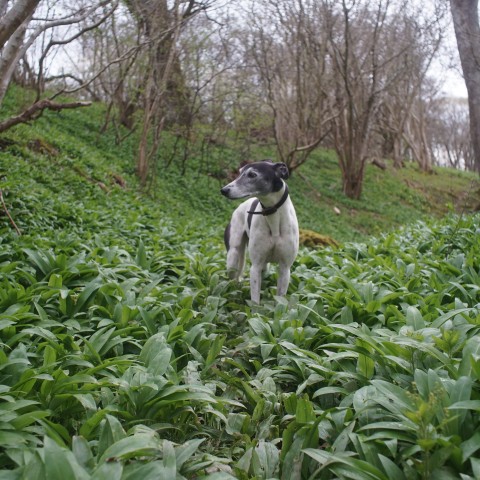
[0,0,40,49]
[450,0,480,173]
[0,16,30,104]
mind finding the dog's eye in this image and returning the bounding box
[247,171,257,178]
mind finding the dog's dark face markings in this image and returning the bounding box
[220,161,289,199]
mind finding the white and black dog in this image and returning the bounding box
[221,160,299,303]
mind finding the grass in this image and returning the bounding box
[0,87,479,479]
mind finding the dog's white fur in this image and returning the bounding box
[221,161,299,303]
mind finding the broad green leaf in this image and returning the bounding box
[405,306,425,330]
[175,438,205,470]
[79,408,116,439]
[459,336,480,378]
[97,414,126,458]
[226,413,250,435]
[304,448,388,480]
[296,395,316,424]
[74,280,102,314]
[72,435,95,471]
[281,430,305,480]
[44,436,89,480]
[378,454,406,480]
[461,431,480,463]
[91,461,122,480]
[356,339,375,379]
[471,458,480,479]
[10,410,50,429]
[205,334,225,370]
[162,440,176,479]
[448,400,480,411]
[98,433,161,464]
[255,441,280,478]
[42,345,57,367]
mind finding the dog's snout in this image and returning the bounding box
[221,186,230,197]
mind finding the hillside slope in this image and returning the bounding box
[1,93,480,478]
[1,88,479,243]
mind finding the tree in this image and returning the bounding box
[123,0,212,187]
[326,0,416,198]
[0,0,119,133]
[377,7,444,171]
[246,0,332,172]
[449,0,480,173]
[430,98,473,170]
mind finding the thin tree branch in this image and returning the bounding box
[0,99,91,133]
[0,189,21,235]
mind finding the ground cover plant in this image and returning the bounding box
[1,100,480,479]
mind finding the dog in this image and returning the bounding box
[221,160,299,303]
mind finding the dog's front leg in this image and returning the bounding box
[277,263,291,297]
[250,264,263,303]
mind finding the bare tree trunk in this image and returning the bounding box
[0,16,30,104]
[0,0,40,49]
[450,0,480,173]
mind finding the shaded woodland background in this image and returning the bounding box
[0,0,478,199]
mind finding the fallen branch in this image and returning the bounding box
[72,166,110,193]
[0,99,91,133]
[371,157,387,170]
[0,189,21,235]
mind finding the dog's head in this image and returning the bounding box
[220,160,289,200]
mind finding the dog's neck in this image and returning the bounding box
[255,182,289,215]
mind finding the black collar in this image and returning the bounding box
[248,184,289,216]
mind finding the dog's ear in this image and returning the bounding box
[274,162,289,180]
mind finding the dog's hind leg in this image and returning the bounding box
[225,224,248,280]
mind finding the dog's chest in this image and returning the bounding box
[249,212,298,263]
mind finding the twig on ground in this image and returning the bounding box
[0,189,21,235]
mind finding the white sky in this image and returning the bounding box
[442,71,467,98]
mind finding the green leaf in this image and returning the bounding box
[204,334,225,370]
[406,306,425,330]
[80,408,117,439]
[98,433,161,464]
[304,448,389,480]
[72,435,95,472]
[74,280,101,314]
[175,438,204,470]
[459,336,480,378]
[162,440,176,478]
[471,458,480,479]
[448,400,480,412]
[460,431,480,463]
[295,395,316,424]
[226,413,250,435]
[255,441,280,478]
[91,461,123,480]
[135,240,149,269]
[10,410,50,429]
[43,345,57,367]
[378,454,406,480]
[356,339,375,379]
[44,436,89,480]
[97,414,126,458]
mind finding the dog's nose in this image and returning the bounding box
[221,186,230,196]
